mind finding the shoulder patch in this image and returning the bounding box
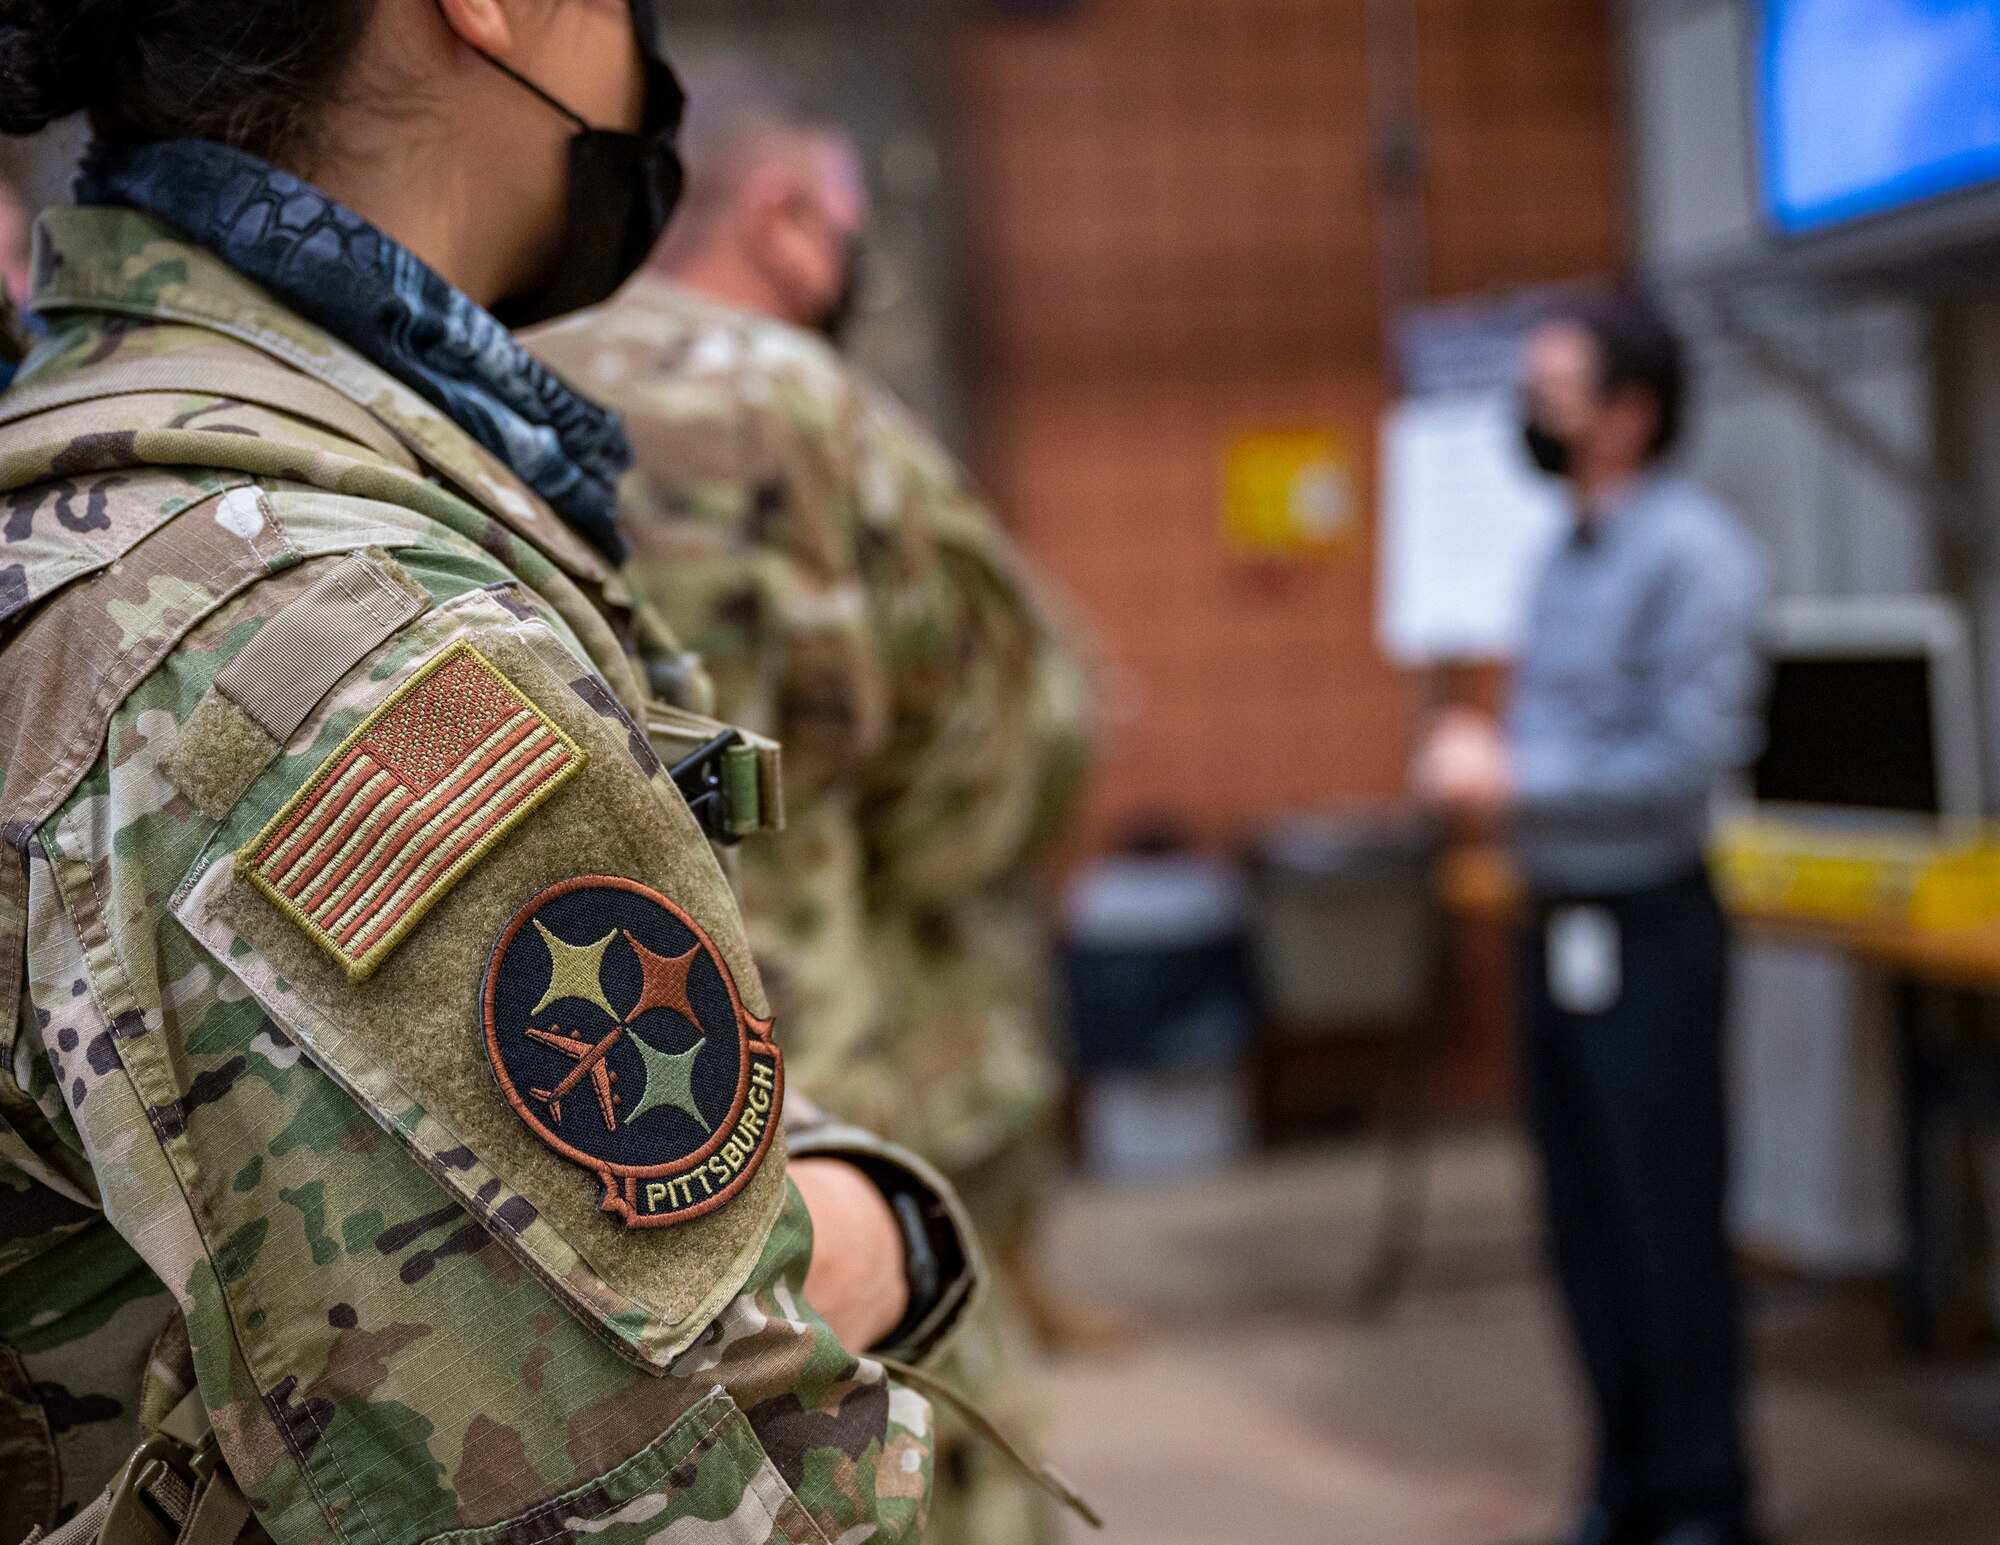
[238,641,586,980]
[483,876,783,1228]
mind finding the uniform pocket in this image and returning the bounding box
[421,1390,830,1545]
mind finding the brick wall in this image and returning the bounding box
[950,0,1627,859]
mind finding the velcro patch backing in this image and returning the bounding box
[214,548,429,744]
[239,641,587,980]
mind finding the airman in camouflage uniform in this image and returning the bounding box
[0,202,979,1545]
[529,138,1096,1543]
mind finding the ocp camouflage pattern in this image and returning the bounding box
[0,209,971,1545]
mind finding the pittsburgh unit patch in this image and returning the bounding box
[481,877,783,1228]
[240,642,587,981]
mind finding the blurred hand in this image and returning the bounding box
[1414,707,1514,816]
[793,1158,911,1352]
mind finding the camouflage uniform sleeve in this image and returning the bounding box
[853,389,1097,906]
[590,322,919,1119]
[11,516,937,1545]
[789,389,1097,1180]
[3,879,216,1538]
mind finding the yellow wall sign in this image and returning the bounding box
[1224,429,1359,560]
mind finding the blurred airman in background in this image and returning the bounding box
[529,58,1098,1545]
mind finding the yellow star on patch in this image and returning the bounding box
[530,921,621,1021]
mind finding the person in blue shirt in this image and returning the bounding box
[1418,292,1767,1545]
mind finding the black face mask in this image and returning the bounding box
[473,0,687,328]
[1522,418,1573,479]
[817,238,869,348]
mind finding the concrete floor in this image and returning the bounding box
[1032,1133,2000,1545]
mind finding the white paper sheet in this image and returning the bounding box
[1377,390,1568,664]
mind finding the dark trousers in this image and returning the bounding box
[1521,867,1750,1537]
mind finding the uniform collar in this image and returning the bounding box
[32,204,615,586]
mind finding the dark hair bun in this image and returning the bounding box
[0,0,120,137]
[0,0,372,160]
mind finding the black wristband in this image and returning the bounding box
[892,1191,942,1316]
[844,1157,963,1353]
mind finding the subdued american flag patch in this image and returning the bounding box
[240,641,587,981]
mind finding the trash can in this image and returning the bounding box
[1062,848,1257,1175]
[1248,814,1442,1140]
[1252,815,1441,1030]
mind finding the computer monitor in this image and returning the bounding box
[1752,596,1983,826]
[1756,0,2000,237]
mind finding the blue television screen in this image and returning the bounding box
[1759,0,2000,235]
